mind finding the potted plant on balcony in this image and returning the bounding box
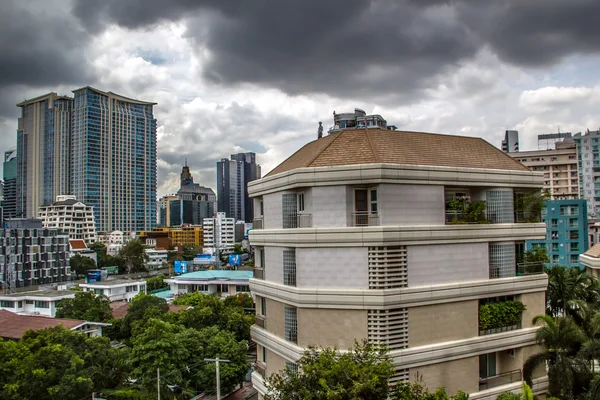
[467,200,488,224]
[479,300,526,335]
[447,197,468,224]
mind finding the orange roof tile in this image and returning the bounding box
[266,128,529,177]
[585,243,600,258]
[69,239,87,250]
[0,310,84,340]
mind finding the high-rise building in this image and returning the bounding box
[71,87,157,232]
[509,140,579,200]
[16,93,73,218]
[249,127,548,397]
[573,130,600,217]
[3,149,16,219]
[203,212,235,254]
[501,130,519,153]
[217,152,261,222]
[38,195,97,244]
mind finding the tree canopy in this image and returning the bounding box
[119,239,149,274]
[55,291,112,322]
[69,254,97,279]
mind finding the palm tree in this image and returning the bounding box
[546,267,600,322]
[524,315,591,399]
[496,382,534,400]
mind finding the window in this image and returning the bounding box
[479,353,497,379]
[0,301,14,308]
[260,248,265,269]
[370,189,378,213]
[17,301,22,308]
[570,231,579,240]
[552,243,559,252]
[126,285,138,293]
[25,300,34,305]
[35,301,49,309]
[262,346,267,363]
[570,255,579,264]
[571,243,580,252]
[286,362,299,377]
[236,285,250,292]
[260,297,267,316]
[283,249,297,287]
[569,218,578,228]
[282,193,298,228]
[553,255,560,263]
[284,307,298,343]
[260,200,264,216]
[551,219,558,228]
[94,289,104,295]
[297,192,305,212]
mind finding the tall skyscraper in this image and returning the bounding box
[71,87,157,232]
[3,149,17,219]
[573,129,600,217]
[16,93,73,218]
[217,152,261,222]
[501,130,519,153]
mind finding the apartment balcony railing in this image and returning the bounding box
[255,315,266,329]
[515,212,542,223]
[253,217,264,230]
[253,267,264,280]
[479,369,522,391]
[283,214,313,228]
[479,322,521,336]
[517,261,545,276]
[445,211,491,224]
[353,212,379,227]
[490,261,544,279]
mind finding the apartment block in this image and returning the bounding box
[203,212,235,254]
[510,140,579,200]
[38,195,97,244]
[217,153,261,222]
[501,130,519,153]
[248,127,548,399]
[3,149,17,219]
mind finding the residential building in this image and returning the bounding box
[0,219,70,291]
[526,200,588,268]
[166,270,252,297]
[71,86,157,232]
[217,152,261,222]
[16,93,73,219]
[573,130,600,217]
[142,226,204,247]
[79,279,146,302]
[3,148,17,219]
[0,310,109,339]
[0,289,75,317]
[137,229,172,249]
[510,140,579,199]
[203,212,235,254]
[327,108,388,134]
[248,127,548,398]
[97,230,130,255]
[145,249,168,270]
[158,194,178,227]
[501,130,519,153]
[38,195,97,243]
[69,239,98,263]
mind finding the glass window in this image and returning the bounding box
[34,301,49,309]
[479,353,497,379]
[297,192,305,212]
[551,219,558,228]
[235,285,250,292]
[0,301,14,308]
[260,248,265,269]
[570,231,579,240]
[570,255,579,264]
[370,189,378,213]
[260,297,267,316]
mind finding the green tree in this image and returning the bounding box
[119,239,149,274]
[88,241,108,268]
[146,275,168,292]
[121,294,170,339]
[233,244,243,254]
[496,383,533,400]
[69,254,97,279]
[265,340,393,400]
[181,245,201,261]
[546,266,600,322]
[55,291,112,322]
[390,381,469,400]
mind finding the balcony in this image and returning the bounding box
[479,369,522,391]
[283,214,312,228]
[255,315,266,329]
[253,217,264,230]
[479,300,525,336]
[254,268,264,280]
[490,261,544,279]
[253,362,266,378]
[517,261,544,276]
[352,212,379,227]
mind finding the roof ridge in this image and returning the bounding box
[363,128,380,163]
[306,132,343,167]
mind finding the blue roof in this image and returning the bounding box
[152,289,174,299]
[174,270,253,280]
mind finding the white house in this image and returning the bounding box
[79,279,147,302]
[166,270,252,297]
[0,290,76,317]
[145,249,168,270]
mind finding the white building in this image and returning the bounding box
[145,249,168,270]
[0,290,76,317]
[38,195,97,243]
[97,230,128,255]
[79,279,146,302]
[573,130,600,216]
[203,212,235,254]
[166,270,252,297]
[248,127,548,399]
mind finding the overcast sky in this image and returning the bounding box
[2,0,600,197]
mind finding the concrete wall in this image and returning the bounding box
[407,243,489,287]
[296,247,368,289]
[297,308,368,349]
[263,192,282,229]
[265,348,287,377]
[265,298,285,339]
[410,356,479,394]
[311,186,349,228]
[518,291,546,328]
[264,246,283,285]
[408,300,478,347]
[521,344,546,379]
[379,184,444,226]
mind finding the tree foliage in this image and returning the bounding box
[119,239,149,274]
[146,274,168,292]
[55,291,112,322]
[69,254,97,279]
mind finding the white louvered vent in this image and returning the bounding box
[368,246,407,289]
[367,308,408,351]
[389,368,410,385]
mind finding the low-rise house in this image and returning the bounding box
[145,249,168,270]
[79,279,147,302]
[166,270,252,297]
[0,290,76,317]
[0,309,110,339]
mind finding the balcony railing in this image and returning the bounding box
[517,261,545,276]
[253,217,264,230]
[445,211,491,224]
[479,369,522,391]
[283,214,312,228]
[255,315,266,329]
[253,268,264,280]
[353,212,379,227]
[480,322,521,336]
[253,362,266,378]
[490,261,545,279]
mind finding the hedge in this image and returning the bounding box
[479,300,526,331]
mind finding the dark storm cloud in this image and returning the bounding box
[72,0,600,98]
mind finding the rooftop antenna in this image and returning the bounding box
[184,158,187,167]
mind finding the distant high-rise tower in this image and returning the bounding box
[501,130,519,153]
[71,87,157,232]
[16,93,73,218]
[217,152,261,222]
[3,149,17,219]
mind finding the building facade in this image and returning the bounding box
[38,195,97,243]
[0,290,75,317]
[217,153,261,222]
[79,279,146,302]
[510,140,579,200]
[16,93,73,219]
[501,130,519,153]
[0,219,70,291]
[3,149,17,219]
[248,128,548,399]
[526,199,588,268]
[166,270,252,297]
[573,130,600,217]
[145,249,168,270]
[71,87,157,232]
[203,212,235,254]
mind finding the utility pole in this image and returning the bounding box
[204,357,230,400]
[157,368,161,400]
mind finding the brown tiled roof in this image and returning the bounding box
[109,301,189,319]
[0,310,84,340]
[69,239,87,250]
[584,243,600,258]
[266,128,529,177]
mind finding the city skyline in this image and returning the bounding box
[3,1,600,199]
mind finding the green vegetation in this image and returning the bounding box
[479,300,526,331]
[146,274,169,292]
[447,199,488,224]
[55,291,113,322]
[119,239,149,274]
[69,254,97,279]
